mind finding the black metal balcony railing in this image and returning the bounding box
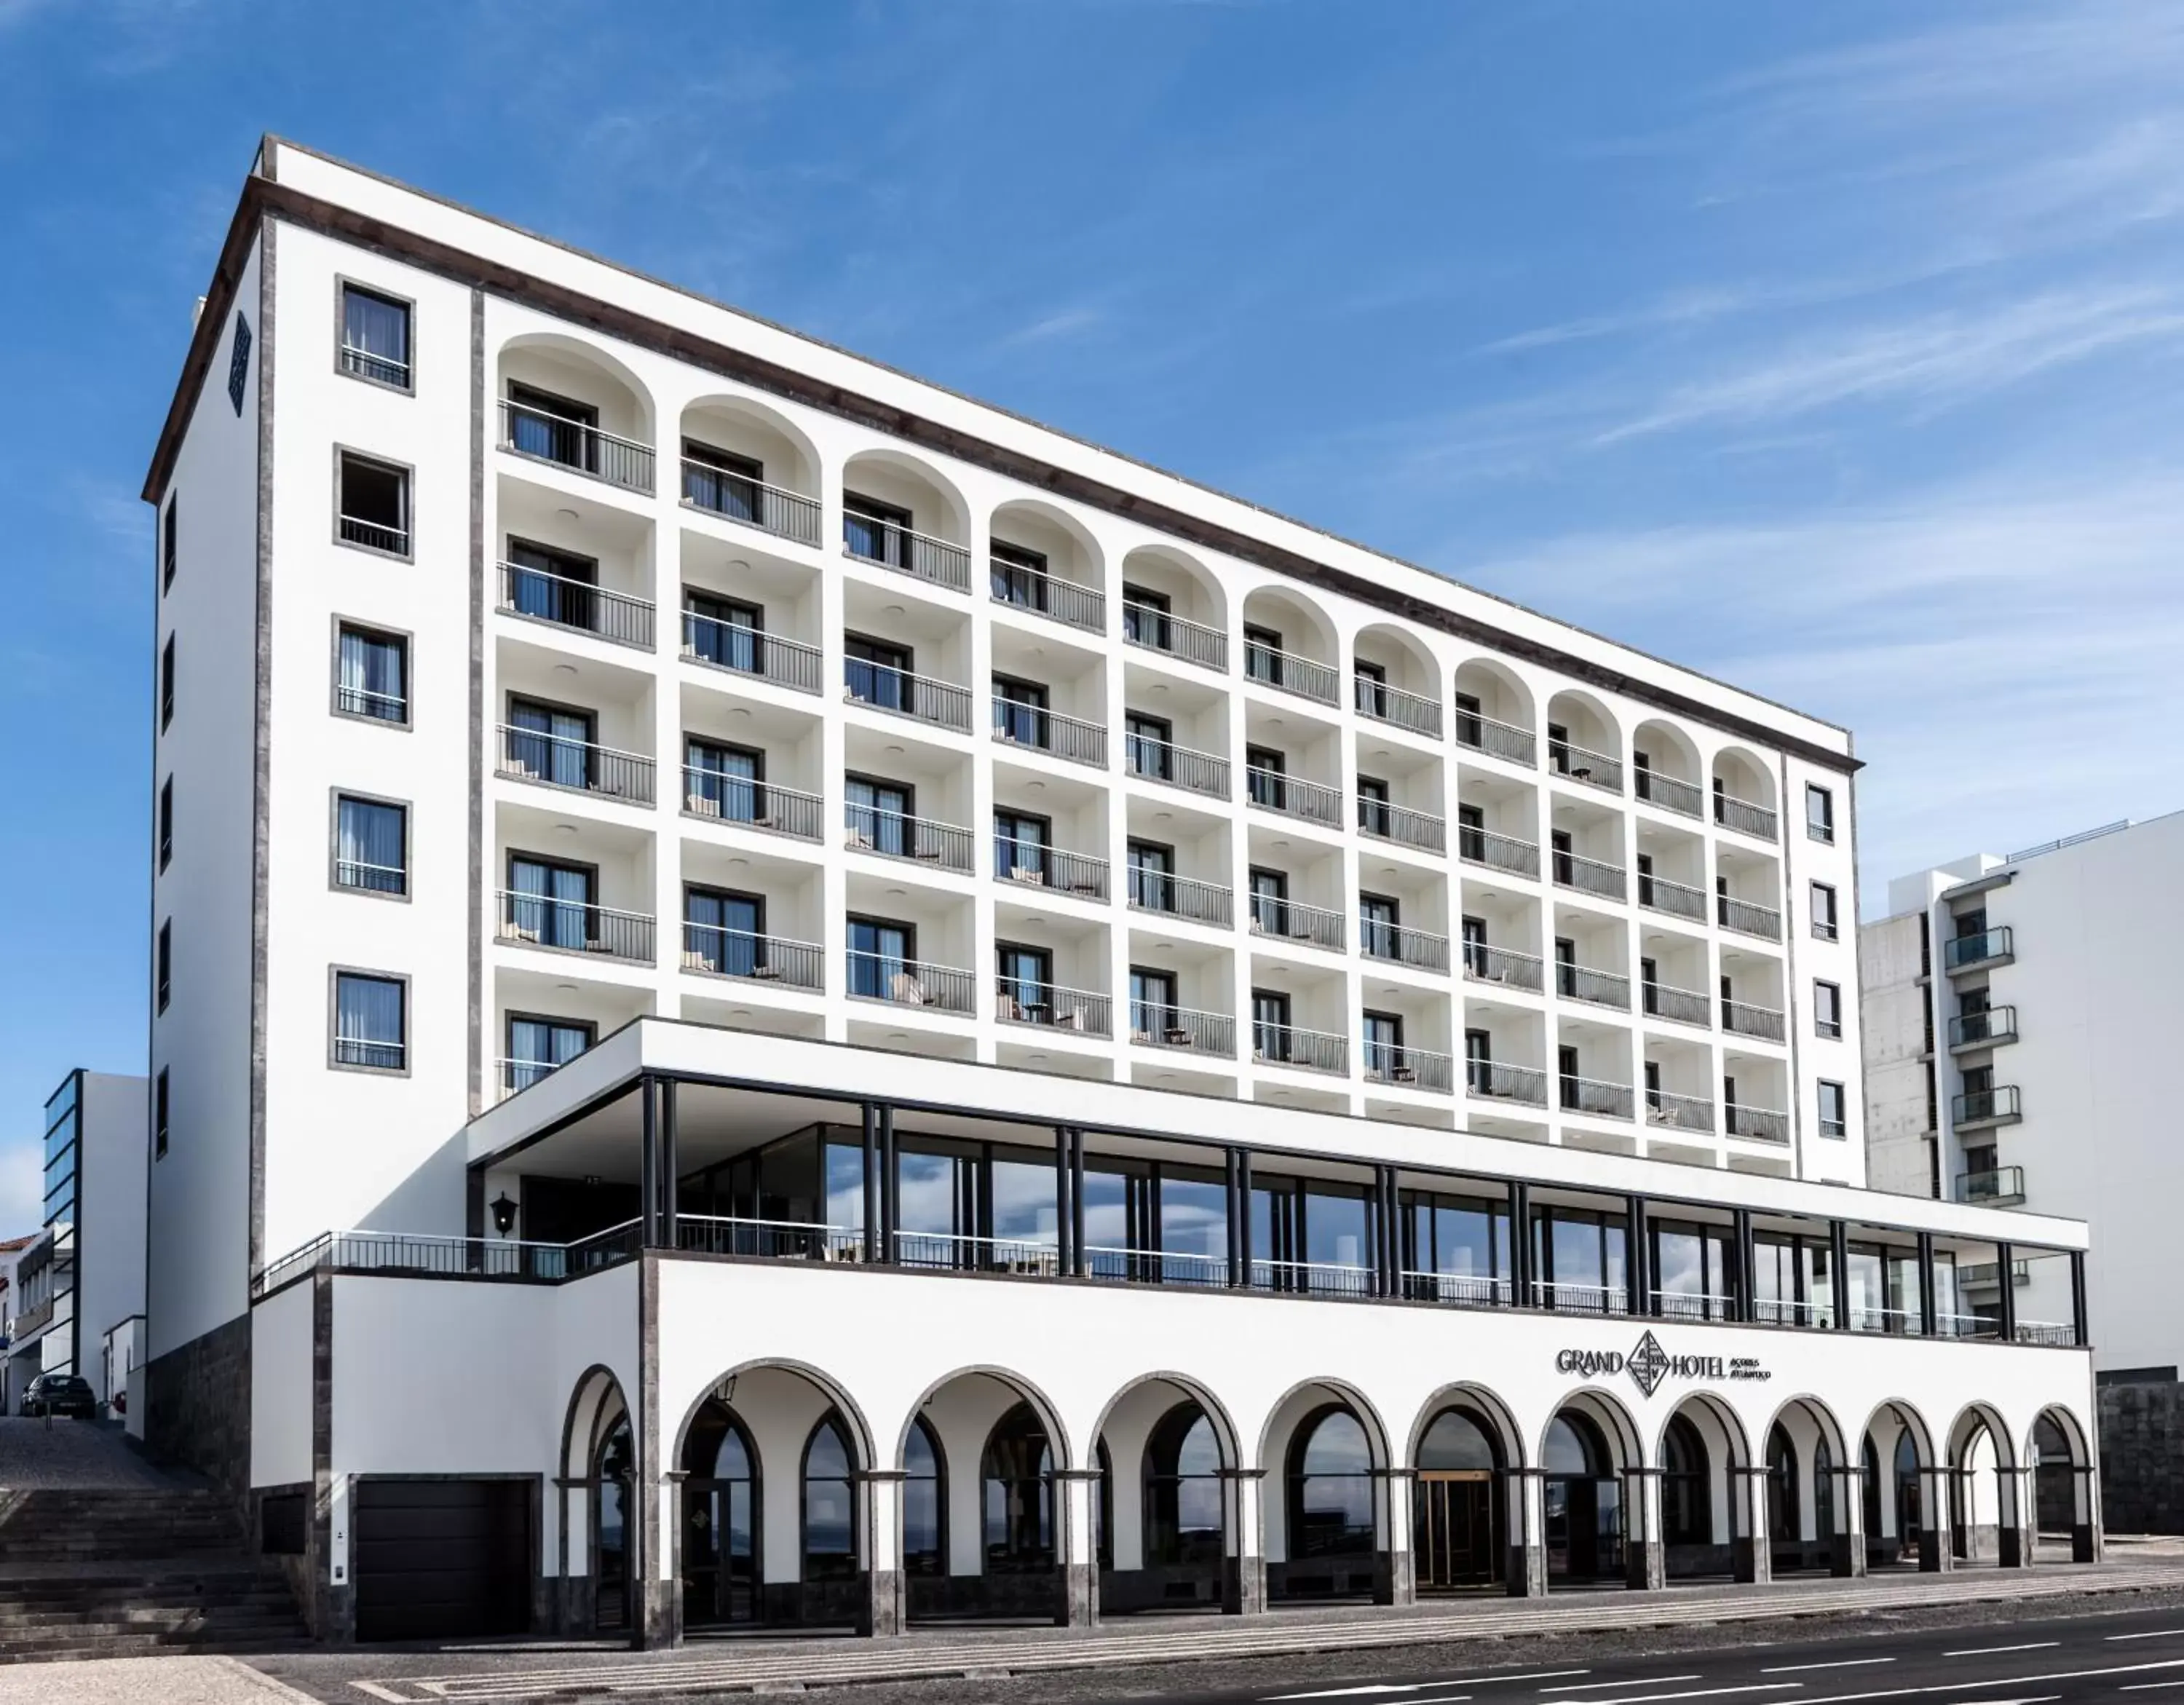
[1714,792,1780,842]
[680,458,822,546]
[1717,894,1784,941]
[1722,998,1787,1042]
[1252,1259,1374,1299]
[335,856,407,896]
[1955,1164,2026,1205]
[1945,926,2014,971]
[1468,1059,1548,1106]
[1457,825,1541,879]
[1362,922,1451,973]
[994,836,1110,902]
[1364,1044,1455,1093]
[500,398,654,494]
[681,612,823,695]
[1950,1005,2018,1049]
[1454,707,1536,766]
[1249,895,1346,952]
[499,562,656,649]
[1634,770,1704,818]
[1354,676,1443,737]
[340,342,410,388]
[1556,962,1630,1009]
[992,697,1107,767]
[1357,798,1447,854]
[845,951,976,1014]
[496,891,655,964]
[1127,869,1234,928]
[1082,1246,1231,1289]
[844,804,976,874]
[683,772,825,842]
[1645,1089,1716,1134]
[1559,1074,1635,1120]
[1243,641,1339,706]
[844,660,973,733]
[1132,1005,1235,1057]
[1126,733,1230,798]
[1400,1271,1512,1308]
[497,726,655,806]
[1725,1104,1791,1144]
[681,925,824,991]
[1642,981,1712,1026]
[1123,601,1227,670]
[1552,849,1627,901]
[676,1216,861,1263]
[1461,941,1544,991]
[339,513,409,555]
[991,559,1106,634]
[1253,1023,1348,1075]
[842,512,971,593]
[1246,768,1343,828]
[1534,1280,1631,1318]
[1953,1085,2022,1126]
[1638,871,1707,921]
[1549,738,1623,794]
[994,980,1112,1037]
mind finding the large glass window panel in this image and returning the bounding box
[845,778,911,858]
[509,856,594,950]
[337,625,406,721]
[990,1158,1059,1250]
[685,888,763,977]
[336,795,406,894]
[1305,1189,1370,1279]
[509,698,594,791]
[333,972,405,1069]
[1159,1176,1228,1264]
[686,740,760,823]
[685,590,761,671]
[505,1016,590,1091]
[847,917,912,1000]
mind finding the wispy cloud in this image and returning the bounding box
[994,304,1106,349]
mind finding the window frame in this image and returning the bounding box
[331,617,414,729]
[332,445,416,562]
[1809,880,1840,942]
[154,1066,170,1160]
[329,788,413,901]
[1805,783,1835,845]
[328,966,411,1077]
[156,919,171,1013]
[158,775,173,873]
[1813,978,1843,1040]
[161,492,177,593]
[161,633,175,732]
[1817,1079,1848,1140]
[334,277,416,395]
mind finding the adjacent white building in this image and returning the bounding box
[1864,813,2184,1380]
[140,137,2101,1647]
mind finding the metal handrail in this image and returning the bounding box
[1638,871,1707,920]
[994,980,1112,1036]
[1554,849,1628,901]
[1127,868,1233,927]
[496,891,656,964]
[499,398,654,494]
[1252,1257,1372,1298]
[1083,1246,1229,1288]
[1752,1297,1829,1329]
[994,836,1110,902]
[336,683,408,721]
[1246,767,1342,827]
[1364,1044,1455,1093]
[679,458,821,546]
[1253,1023,1348,1075]
[992,696,1107,767]
[1950,1006,2018,1048]
[1556,961,1630,1008]
[2013,1320,2080,1348]
[1721,998,1786,1042]
[1454,707,1536,765]
[1401,1270,1511,1308]
[991,558,1105,633]
[1635,770,1704,818]
[1549,738,1624,793]
[895,1231,1060,1275]
[845,951,976,1014]
[843,804,976,874]
[1655,1291,1737,1322]
[1534,1280,1631,1316]
[1249,894,1346,951]
[1645,1088,1716,1133]
[1126,732,1230,797]
[1954,1085,2022,1124]
[1849,1305,1923,1337]
[1468,1060,1548,1105]
[1461,942,1543,990]
[844,660,973,732]
[1642,981,1712,1026]
[681,612,824,694]
[1363,921,1451,973]
[1717,894,1784,940]
[681,925,825,991]
[340,344,410,387]
[498,561,656,649]
[1244,641,1339,706]
[1357,798,1447,853]
[1123,601,1227,670]
[1354,676,1442,736]
[1945,926,2014,970]
[1725,1104,1790,1144]
[676,1215,862,1261]
[1132,1005,1236,1056]
[843,511,971,592]
[258,1225,641,1294]
[683,772,824,842]
[495,1056,574,1099]
[339,513,409,555]
[1457,824,1540,878]
[496,724,655,806]
[1559,1073,1635,1119]
[335,857,407,896]
[1714,791,1780,841]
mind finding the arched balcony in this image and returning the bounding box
[839,451,971,594]
[1120,546,1229,673]
[1631,720,1704,820]
[1241,588,1340,709]
[1712,747,1779,842]
[1546,692,1624,796]
[497,334,656,496]
[1452,659,1537,766]
[1352,624,1443,737]
[678,395,822,548]
[989,499,1107,636]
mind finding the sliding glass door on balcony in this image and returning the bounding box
[686,740,764,822]
[507,700,596,791]
[506,1016,593,1093]
[506,542,598,629]
[507,856,596,952]
[685,888,766,978]
[684,592,764,672]
[847,917,914,1001]
[844,777,914,858]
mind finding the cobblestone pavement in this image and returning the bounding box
[0,1421,186,1492]
[0,1655,316,1704]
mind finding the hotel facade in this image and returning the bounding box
[141,138,2100,1646]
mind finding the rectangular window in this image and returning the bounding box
[1251,988,1291,1061]
[506,381,598,471]
[1356,773,1390,836]
[847,915,915,1000]
[844,632,914,712]
[162,493,177,593]
[161,633,175,731]
[683,589,764,673]
[1128,966,1179,1040]
[335,795,408,895]
[339,283,412,389]
[1124,712,1173,780]
[686,738,763,824]
[156,920,172,1013]
[1245,743,1285,809]
[333,971,406,1072]
[684,886,766,977]
[994,808,1050,884]
[154,1067,170,1160]
[1805,783,1835,844]
[844,774,911,856]
[158,776,173,872]
[336,451,411,555]
[504,1015,593,1094]
[1362,1010,1404,1079]
[1818,1080,1848,1139]
[336,624,408,723]
[506,697,597,791]
[1814,979,1843,1040]
[994,942,1054,1019]
[1120,582,1171,648]
[990,537,1048,610]
[842,491,914,567]
[505,854,597,952]
[1810,880,1839,941]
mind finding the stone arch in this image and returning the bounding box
[840,446,971,545]
[1406,1381,1527,1471]
[1408,1383,1523,1595]
[560,1362,631,1482]
[1089,1369,1243,1471]
[1540,1388,1642,1589]
[1353,620,1442,708]
[1859,1399,1936,1569]
[497,328,657,446]
[1119,542,1229,635]
[1946,1399,2019,1564]
[2028,1404,2096,1557]
[1546,689,1623,770]
[678,389,823,495]
[1631,718,1703,791]
[1259,1377,1393,1597]
[1763,1394,1851,1570]
[1452,657,1535,737]
[1711,743,1777,813]
[1091,1372,1242,1610]
[1242,583,1339,668]
[896,1364,1076,1473]
[1658,1393,1749,1578]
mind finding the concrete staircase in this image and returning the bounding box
[0,1484,307,1661]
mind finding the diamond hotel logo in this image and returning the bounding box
[1626,1330,1671,1398]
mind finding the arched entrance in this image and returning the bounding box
[2029,1406,2097,1562]
[1542,1396,1634,1587]
[1857,1401,1939,1572]
[557,1366,636,1638]
[1089,1375,1243,1615]
[681,1399,759,1627]
[1262,1380,1390,1603]
[1947,1404,2014,1564]
[1766,1398,1849,1575]
[595,1411,635,1633]
[1415,1404,1506,1591]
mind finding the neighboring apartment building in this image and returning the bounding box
[2,1070,148,1413]
[139,138,2100,1647]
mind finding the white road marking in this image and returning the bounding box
[1941,1645,2060,1658]
[2116,1632,2184,1642]
[1268,1689,1440,1701]
[1762,1661,1896,1674]
[2122,1687,2184,1694]
[348,1688,412,1704]
[1541,1680,1701,1694]
[1269,1676,1588,1699]
[1544,1688,1798,1705]
[1786,1656,2184,1705]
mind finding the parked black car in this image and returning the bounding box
[21,1374,96,1419]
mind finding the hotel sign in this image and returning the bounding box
[1555,1330,1773,1398]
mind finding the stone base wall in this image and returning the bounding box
[144,1315,252,1507]
[2102,1381,2184,1534]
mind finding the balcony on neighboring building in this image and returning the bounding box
[1125,730,1230,800]
[1457,823,1541,880]
[1548,735,1623,795]
[1641,980,1712,1028]
[1131,1003,1235,1059]
[1954,1084,2023,1131]
[1555,959,1630,1011]
[1363,919,1451,975]
[1466,1059,1549,1107]
[1634,768,1704,820]
[1356,795,1446,855]
[1126,866,1233,930]
[1949,1005,2019,1052]
[1637,868,1707,923]
[1245,765,1343,830]
[1461,941,1543,993]
[1559,1072,1634,1121]
[1249,893,1346,953]
[1955,1163,2026,1206]
[1717,893,1783,941]
[1945,926,2015,974]
[1712,791,1779,842]
[1253,1021,1348,1076]
[1645,1087,1716,1136]
[842,504,971,594]
[1724,1103,1790,1144]
[1721,997,1787,1043]
[1243,637,1340,708]
[1552,847,1627,903]
[1364,1040,1455,1094]
[990,550,1105,636]
[682,770,825,842]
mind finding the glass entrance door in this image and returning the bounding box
[1415,1472,1498,1590]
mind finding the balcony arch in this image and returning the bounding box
[1540,1390,1641,1588]
[1241,587,1341,707]
[1089,1373,1243,1611]
[840,449,973,593]
[1657,1393,1750,1580]
[497,331,657,494]
[1631,719,1705,819]
[2028,1404,2095,1559]
[1452,657,1538,766]
[1545,690,1624,791]
[1119,545,1229,670]
[1859,1399,1936,1569]
[1352,622,1444,735]
[677,393,823,547]
[1710,745,1778,834]
[1762,1394,1849,1571]
[1262,1377,1391,1602]
[989,498,1108,635]
[1407,1383,1523,1594]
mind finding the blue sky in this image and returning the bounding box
[3,1,2180,1229]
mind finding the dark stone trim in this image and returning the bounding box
[313,1269,355,1640]
[249,215,277,1284]
[467,288,486,1117]
[143,168,1858,775]
[143,1313,253,1508]
[637,1251,673,1648]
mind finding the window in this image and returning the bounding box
[505,539,600,634]
[1243,623,1284,687]
[903,1415,946,1577]
[1245,744,1286,809]
[1810,881,1839,942]
[1353,658,1388,718]
[335,794,408,895]
[994,942,1053,1020]
[1356,773,1391,836]
[1251,988,1291,1060]
[1126,840,1174,911]
[1125,712,1173,779]
[1819,1080,1848,1139]
[847,916,914,1000]
[154,1067,170,1160]
[160,634,175,731]
[992,673,1050,746]
[687,740,762,824]
[684,887,765,977]
[1248,866,1289,935]
[994,808,1050,885]
[802,1412,857,1584]
[683,440,764,521]
[505,1015,592,1093]
[336,624,408,723]
[1286,1406,1375,1562]
[1814,980,1843,1040]
[842,491,913,568]
[990,538,1048,610]
[161,493,177,593]
[1143,1402,1222,1568]
[507,698,597,791]
[683,589,764,673]
[156,920,171,1013]
[505,854,597,952]
[844,775,911,856]
[982,1401,1056,1572]
[844,633,913,713]
[158,777,173,872]
[1129,966,1179,1040]
[507,381,598,472]
[1362,1010,1404,1080]
[339,283,412,389]
[336,451,411,555]
[333,970,406,1072]
[1359,893,1399,960]
[1121,582,1171,648]
[1805,783,1835,844]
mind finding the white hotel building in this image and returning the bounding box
[141,138,2100,1646]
